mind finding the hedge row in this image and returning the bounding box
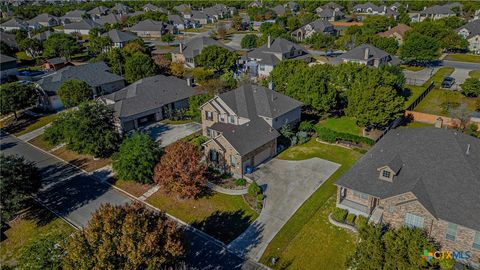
[331,207,368,230]
[315,126,375,145]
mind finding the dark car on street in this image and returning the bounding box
[441,76,455,88]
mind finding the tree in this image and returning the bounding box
[195,45,237,72]
[18,38,42,58]
[153,54,171,74]
[112,133,160,184]
[161,32,175,44]
[268,59,308,93]
[106,47,125,75]
[124,52,157,83]
[153,141,207,199]
[44,102,120,157]
[187,93,212,121]
[88,35,111,56]
[305,32,335,50]
[220,71,237,90]
[0,82,38,120]
[363,16,396,34]
[400,32,440,63]
[241,34,258,49]
[57,80,92,108]
[232,15,243,30]
[287,16,300,30]
[170,61,185,78]
[18,232,67,270]
[0,154,40,226]
[43,33,80,61]
[347,225,385,270]
[192,67,215,83]
[122,39,147,57]
[63,203,184,269]
[216,22,227,40]
[461,78,480,97]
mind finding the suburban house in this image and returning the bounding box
[63,19,100,35]
[246,36,311,78]
[142,3,166,13]
[129,19,170,38]
[171,36,234,68]
[457,20,480,54]
[111,3,131,15]
[87,6,109,19]
[291,19,336,41]
[36,62,125,110]
[352,2,399,19]
[414,4,457,22]
[335,128,480,266]
[42,57,72,71]
[94,13,123,27]
[98,75,197,133]
[317,7,345,21]
[272,5,287,17]
[0,18,30,31]
[61,9,86,24]
[190,10,211,25]
[378,24,411,44]
[285,1,300,13]
[315,2,345,14]
[201,84,303,176]
[248,1,263,8]
[0,32,18,51]
[332,44,400,67]
[102,29,137,48]
[33,30,54,41]
[28,13,60,27]
[0,53,17,82]
[168,14,195,30]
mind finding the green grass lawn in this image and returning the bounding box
[28,134,56,151]
[317,116,361,136]
[146,190,258,243]
[403,85,425,108]
[0,113,57,136]
[469,70,480,79]
[445,54,480,63]
[15,51,32,61]
[429,67,455,86]
[398,121,434,129]
[260,139,362,269]
[400,64,425,72]
[0,200,75,268]
[415,89,479,116]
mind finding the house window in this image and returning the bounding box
[207,129,214,137]
[219,114,226,122]
[209,149,218,162]
[445,223,457,241]
[259,65,265,71]
[352,191,369,200]
[205,111,213,121]
[382,170,391,179]
[404,213,424,229]
[473,231,480,250]
[230,155,237,167]
[229,116,236,124]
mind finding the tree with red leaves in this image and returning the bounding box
[153,141,207,199]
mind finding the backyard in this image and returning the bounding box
[0,200,75,268]
[444,53,480,63]
[260,139,362,269]
[317,116,361,136]
[414,89,479,117]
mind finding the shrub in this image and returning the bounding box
[299,120,315,133]
[296,131,309,145]
[235,178,247,186]
[257,202,263,209]
[355,215,368,229]
[290,135,298,145]
[438,258,455,270]
[248,181,261,196]
[346,213,356,225]
[256,194,265,202]
[316,126,375,145]
[332,208,348,222]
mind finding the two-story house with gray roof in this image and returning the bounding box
[352,2,399,20]
[171,36,234,68]
[99,75,197,133]
[63,18,100,35]
[413,4,459,22]
[291,19,336,41]
[28,13,60,27]
[102,29,137,48]
[201,84,302,176]
[456,20,480,54]
[335,128,480,267]
[332,44,400,67]
[129,19,173,38]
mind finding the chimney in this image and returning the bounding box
[268,81,274,90]
[364,47,370,60]
[466,144,471,155]
[186,77,194,86]
[267,35,272,48]
[179,43,183,53]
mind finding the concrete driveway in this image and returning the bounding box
[142,122,201,147]
[403,67,438,86]
[449,68,471,90]
[226,33,261,50]
[228,158,340,261]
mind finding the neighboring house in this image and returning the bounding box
[61,9,86,24]
[142,3,166,13]
[172,36,234,68]
[272,5,287,17]
[456,20,480,54]
[378,23,411,44]
[316,2,345,13]
[42,57,72,71]
[0,18,29,31]
[0,31,18,50]
[33,30,54,41]
[28,13,60,27]
[36,62,125,110]
[414,4,457,22]
[332,44,400,67]
[335,128,480,267]
[352,2,399,19]
[248,1,263,8]
[99,75,196,133]
[111,3,130,15]
[94,13,123,26]
[102,29,137,48]
[129,19,170,38]
[190,10,211,25]
[246,36,311,78]
[286,1,300,12]
[201,84,302,177]
[168,14,193,30]
[173,4,191,14]
[291,19,336,41]
[63,18,100,35]
[317,7,345,21]
[0,53,17,81]
[87,6,109,18]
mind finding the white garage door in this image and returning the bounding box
[254,148,271,166]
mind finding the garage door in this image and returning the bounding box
[254,148,271,166]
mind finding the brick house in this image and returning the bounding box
[201,84,302,177]
[335,128,480,267]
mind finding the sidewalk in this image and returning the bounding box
[17,124,50,141]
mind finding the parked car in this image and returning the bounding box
[441,76,455,88]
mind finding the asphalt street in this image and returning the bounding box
[0,132,266,270]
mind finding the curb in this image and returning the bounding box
[206,180,248,195]
[328,213,358,233]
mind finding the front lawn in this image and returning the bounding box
[260,139,362,269]
[0,113,57,137]
[400,64,425,72]
[113,179,153,197]
[0,200,75,268]
[429,67,455,86]
[445,53,480,63]
[28,134,56,151]
[469,70,480,79]
[146,190,258,243]
[414,89,479,117]
[317,116,361,136]
[51,147,111,172]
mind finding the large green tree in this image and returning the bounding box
[461,78,480,97]
[346,224,385,270]
[363,16,396,34]
[187,93,212,121]
[44,102,120,157]
[241,34,258,49]
[268,59,308,93]
[18,231,67,270]
[43,33,80,61]
[18,38,42,58]
[63,203,184,270]
[88,35,111,56]
[400,32,440,63]
[0,82,38,120]
[124,52,157,83]
[112,132,161,184]
[0,154,40,226]
[57,80,92,108]
[195,45,237,72]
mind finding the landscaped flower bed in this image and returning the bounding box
[331,207,368,231]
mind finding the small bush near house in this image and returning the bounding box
[299,120,315,133]
[316,127,375,145]
[235,178,247,186]
[355,215,368,229]
[332,208,348,222]
[248,181,261,197]
[438,258,455,270]
[346,213,356,225]
[256,194,265,202]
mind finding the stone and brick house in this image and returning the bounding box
[332,44,400,67]
[201,84,302,177]
[378,23,411,45]
[456,20,480,54]
[335,128,480,267]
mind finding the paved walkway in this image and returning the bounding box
[450,68,471,90]
[228,158,340,261]
[17,124,50,141]
[139,185,160,201]
[206,181,248,195]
